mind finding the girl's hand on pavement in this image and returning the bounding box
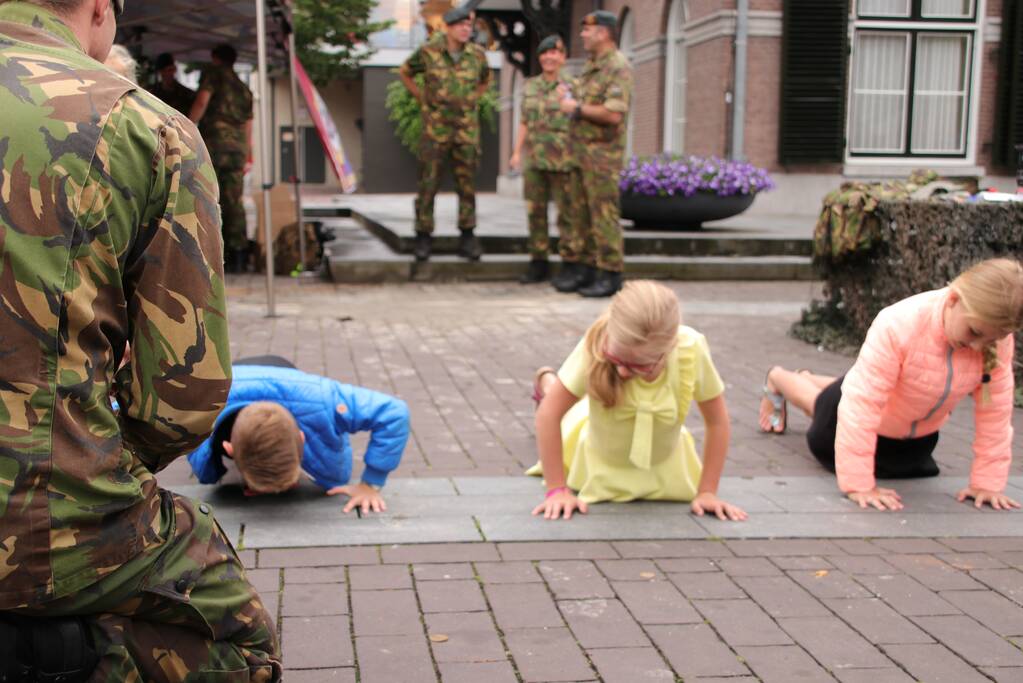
[847,487,903,511]
[532,489,588,520]
[956,487,1021,510]
[690,492,747,521]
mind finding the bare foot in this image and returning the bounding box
[758,367,786,434]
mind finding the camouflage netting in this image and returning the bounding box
[792,199,1023,392]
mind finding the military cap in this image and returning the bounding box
[581,10,617,29]
[536,35,566,56]
[444,4,474,25]
[154,52,175,71]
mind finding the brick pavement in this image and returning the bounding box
[151,277,1023,680]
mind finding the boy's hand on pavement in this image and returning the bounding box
[327,482,387,514]
[956,487,1021,510]
[847,487,903,511]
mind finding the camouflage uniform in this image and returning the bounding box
[401,31,491,234]
[150,78,196,117]
[0,3,280,679]
[198,61,254,252]
[570,48,632,271]
[520,73,578,261]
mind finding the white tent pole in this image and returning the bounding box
[287,31,306,268]
[256,0,276,316]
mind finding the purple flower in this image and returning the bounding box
[619,154,775,198]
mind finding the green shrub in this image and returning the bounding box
[384,72,498,154]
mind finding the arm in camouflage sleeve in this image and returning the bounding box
[114,104,232,472]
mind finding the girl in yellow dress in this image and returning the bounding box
[529,280,747,521]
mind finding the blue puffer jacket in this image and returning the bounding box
[187,365,409,489]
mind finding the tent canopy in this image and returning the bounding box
[117,0,290,65]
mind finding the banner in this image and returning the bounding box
[293,56,357,193]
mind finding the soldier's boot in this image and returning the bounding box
[414,233,432,262]
[552,262,595,293]
[231,245,250,274]
[578,269,623,298]
[0,614,98,683]
[457,229,482,261]
[519,259,550,284]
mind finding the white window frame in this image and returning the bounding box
[844,0,985,171]
[662,0,689,154]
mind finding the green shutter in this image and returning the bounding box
[995,0,1023,167]
[779,0,851,164]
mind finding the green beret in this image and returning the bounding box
[536,35,566,56]
[444,4,473,25]
[581,10,617,29]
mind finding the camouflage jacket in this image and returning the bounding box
[0,2,231,607]
[198,63,253,155]
[572,48,632,159]
[401,33,491,147]
[520,73,575,172]
[149,78,196,117]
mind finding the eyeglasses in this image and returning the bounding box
[112,0,125,17]
[602,347,665,375]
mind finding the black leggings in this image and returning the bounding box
[807,376,940,479]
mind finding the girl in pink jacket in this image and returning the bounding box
[759,258,1023,511]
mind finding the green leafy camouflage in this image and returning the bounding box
[524,167,574,260]
[519,74,575,172]
[415,140,477,233]
[568,48,633,272]
[197,63,253,155]
[149,79,196,117]
[0,1,231,609]
[400,32,492,146]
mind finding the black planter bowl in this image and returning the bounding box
[621,192,756,230]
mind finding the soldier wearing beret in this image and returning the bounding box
[509,35,578,284]
[551,10,633,297]
[400,3,492,262]
[149,52,196,115]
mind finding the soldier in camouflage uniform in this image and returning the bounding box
[150,51,196,115]
[0,1,280,680]
[400,3,492,262]
[551,10,633,298]
[509,35,577,284]
[190,43,254,273]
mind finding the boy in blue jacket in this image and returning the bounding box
[188,356,409,513]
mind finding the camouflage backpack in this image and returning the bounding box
[255,222,320,275]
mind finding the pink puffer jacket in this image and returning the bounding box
[836,288,1015,494]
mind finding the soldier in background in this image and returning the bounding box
[0,0,280,679]
[190,43,254,273]
[509,35,577,284]
[150,51,196,114]
[551,10,633,298]
[400,3,492,262]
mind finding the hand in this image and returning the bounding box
[531,488,588,520]
[847,487,903,511]
[559,97,578,115]
[326,482,387,514]
[690,492,747,521]
[956,487,1021,510]
[509,152,521,171]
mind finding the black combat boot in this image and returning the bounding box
[0,614,98,683]
[578,268,623,298]
[414,233,432,262]
[457,229,482,261]
[518,259,550,284]
[553,262,595,293]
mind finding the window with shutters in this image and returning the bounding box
[847,0,980,159]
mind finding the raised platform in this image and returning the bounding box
[310,193,817,283]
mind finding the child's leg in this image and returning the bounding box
[796,370,837,390]
[759,366,828,432]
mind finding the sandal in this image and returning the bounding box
[760,368,787,434]
[532,366,557,408]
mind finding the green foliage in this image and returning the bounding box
[294,0,393,86]
[385,73,499,154]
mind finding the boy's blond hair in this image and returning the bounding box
[230,402,304,493]
[584,280,681,408]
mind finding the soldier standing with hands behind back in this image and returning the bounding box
[400,3,492,262]
[509,35,578,284]
[551,10,633,298]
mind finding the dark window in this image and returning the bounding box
[280,126,326,185]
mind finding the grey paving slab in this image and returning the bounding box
[242,514,483,548]
[478,510,708,541]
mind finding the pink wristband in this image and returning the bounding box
[545,486,570,499]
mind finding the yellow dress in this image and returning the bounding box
[527,326,725,503]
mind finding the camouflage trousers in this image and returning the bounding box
[568,148,625,272]
[213,151,248,251]
[13,491,281,682]
[523,167,576,261]
[415,137,478,234]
